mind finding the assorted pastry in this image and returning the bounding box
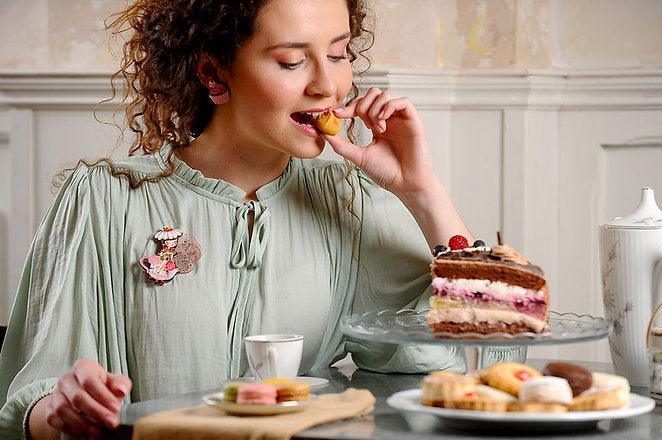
[420,361,630,412]
[315,110,341,135]
[428,235,550,336]
[223,378,311,405]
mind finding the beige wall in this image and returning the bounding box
[2,0,662,71]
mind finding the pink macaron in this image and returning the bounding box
[236,383,278,405]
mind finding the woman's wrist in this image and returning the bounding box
[28,394,59,440]
[397,182,473,249]
[396,181,446,212]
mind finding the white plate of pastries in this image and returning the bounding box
[387,361,655,432]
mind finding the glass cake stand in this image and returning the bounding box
[340,310,613,372]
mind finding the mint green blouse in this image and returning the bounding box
[0,147,519,438]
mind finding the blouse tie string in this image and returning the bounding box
[230,201,271,269]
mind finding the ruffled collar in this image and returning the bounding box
[155,144,298,205]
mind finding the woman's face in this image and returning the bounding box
[222,0,353,158]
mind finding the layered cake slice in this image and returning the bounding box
[427,235,549,335]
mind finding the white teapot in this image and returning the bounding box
[599,188,662,386]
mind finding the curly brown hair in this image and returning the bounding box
[59,0,373,189]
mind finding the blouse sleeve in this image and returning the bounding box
[347,171,525,373]
[0,166,128,439]
[347,171,465,373]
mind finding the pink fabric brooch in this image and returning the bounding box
[139,227,202,284]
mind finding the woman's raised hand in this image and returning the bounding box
[323,87,441,200]
[38,359,131,438]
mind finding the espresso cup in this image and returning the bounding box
[244,334,303,380]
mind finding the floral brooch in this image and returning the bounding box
[139,227,202,284]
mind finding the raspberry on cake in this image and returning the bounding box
[427,235,550,335]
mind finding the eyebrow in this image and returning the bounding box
[266,32,351,51]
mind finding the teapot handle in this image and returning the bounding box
[646,259,662,352]
[646,303,662,352]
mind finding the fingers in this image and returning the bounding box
[322,133,364,167]
[379,97,416,121]
[107,373,133,399]
[46,360,130,439]
[74,367,122,413]
[334,87,414,134]
[368,91,393,133]
[47,392,102,437]
[54,360,124,429]
[354,87,383,131]
[58,373,119,429]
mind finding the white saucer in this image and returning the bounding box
[222,376,330,389]
[204,392,317,416]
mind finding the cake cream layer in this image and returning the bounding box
[431,257,545,291]
[432,277,547,319]
[432,277,545,301]
[427,302,548,333]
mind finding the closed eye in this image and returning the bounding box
[279,61,304,70]
[279,54,347,70]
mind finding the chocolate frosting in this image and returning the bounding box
[435,250,544,277]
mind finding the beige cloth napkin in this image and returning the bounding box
[132,388,375,440]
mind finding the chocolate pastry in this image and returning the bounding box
[543,362,592,396]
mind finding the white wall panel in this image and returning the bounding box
[450,110,503,243]
[2,69,662,365]
[33,109,126,221]
[603,143,662,222]
[557,111,662,362]
[0,108,10,323]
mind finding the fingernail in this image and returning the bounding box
[106,416,118,428]
[117,385,128,396]
[378,111,385,119]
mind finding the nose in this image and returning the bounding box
[305,60,336,98]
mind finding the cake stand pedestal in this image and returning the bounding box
[341,310,612,372]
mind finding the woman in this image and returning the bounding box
[0,0,515,438]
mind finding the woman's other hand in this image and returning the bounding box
[323,87,440,200]
[29,359,132,439]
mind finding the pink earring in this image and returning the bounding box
[208,80,229,105]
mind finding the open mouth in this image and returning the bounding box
[290,111,326,134]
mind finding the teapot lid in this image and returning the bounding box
[603,187,662,229]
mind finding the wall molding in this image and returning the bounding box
[1,68,662,109]
[361,68,662,110]
[1,68,662,364]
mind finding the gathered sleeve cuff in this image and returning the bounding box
[0,379,56,440]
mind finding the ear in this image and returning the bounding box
[196,52,228,87]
